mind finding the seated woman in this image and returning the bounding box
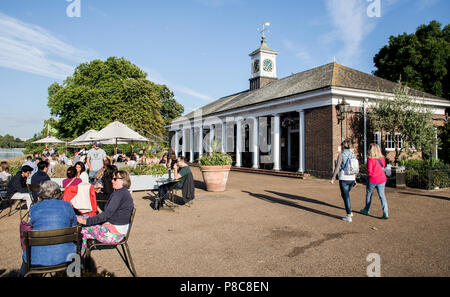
[75,161,89,184]
[77,170,134,256]
[18,180,78,277]
[62,166,82,189]
[95,165,117,209]
[0,161,11,182]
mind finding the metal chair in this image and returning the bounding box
[23,225,82,277]
[84,208,137,277]
[0,179,13,217]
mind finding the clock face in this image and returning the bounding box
[252,59,259,73]
[263,59,273,72]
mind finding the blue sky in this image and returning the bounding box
[0,0,449,138]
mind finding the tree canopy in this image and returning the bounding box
[48,57,184,139]
[373,20,450,99]
[0,134,25,148]
[370,84,437,164]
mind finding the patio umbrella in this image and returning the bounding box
[92,121,149,155]
[33,136,66,151]
[33,136,65,144]
[68,129,99,146]
[69,129,127,146]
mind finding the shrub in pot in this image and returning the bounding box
[199,144,232,192]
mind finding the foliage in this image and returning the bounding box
[49,164,70,178]
[373,20,450,99]
[0,134,25,148]
[370,83,437,164]
[120,164,168,176]
[199,142,232,167]
[402,159,450,189]
[47,57,184,139]
[438,121,450,164]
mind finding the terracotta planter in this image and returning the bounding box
[200,165,231,192]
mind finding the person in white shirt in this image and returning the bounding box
[86,142,107,184]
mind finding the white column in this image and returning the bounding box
[210,124,215,153]
[182,129,186,157]
[189,127,194,163]
[298,110,306,173]
[252,117,259,169]
[273,114,281,171]
[287,126,291,168]
[221,120,226,153]
[198,125,203,159]
[174,130,179,158]
[235,119,242,167]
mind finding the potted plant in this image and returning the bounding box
[198,142,233,192]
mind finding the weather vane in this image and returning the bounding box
[258,22,271,41]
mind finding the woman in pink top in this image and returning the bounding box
[360,144,389,219]
[62,166,82,189]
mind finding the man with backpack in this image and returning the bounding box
[330,139,359,222]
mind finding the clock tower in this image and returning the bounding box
[249,23,278,91]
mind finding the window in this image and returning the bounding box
[385,133,403,150]
[373,132,381,147]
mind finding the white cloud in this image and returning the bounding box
[324,0,376,66]
[144,67,213,102]
[0,12,93,80]
[282,39,314,68]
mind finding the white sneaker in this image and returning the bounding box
[342,216,352,222]
[349,212,353,217]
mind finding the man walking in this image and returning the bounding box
[86,141,107,184]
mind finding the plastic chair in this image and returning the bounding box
[84,208,137,277]
[23,225,82,277]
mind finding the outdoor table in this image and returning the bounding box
[155,177,177,208]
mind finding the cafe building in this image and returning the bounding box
[168,35,450,178]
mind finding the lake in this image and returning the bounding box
[0,148,25,160]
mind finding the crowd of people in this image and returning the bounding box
[3,138,393,275]
[0,141,194,276]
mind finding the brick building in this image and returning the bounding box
[168,36,450,178]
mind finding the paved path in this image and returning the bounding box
[1,167,449,277]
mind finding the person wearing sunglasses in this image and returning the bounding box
[76,170,134,256]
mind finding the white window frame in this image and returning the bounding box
[385,132,403,151]
[373,132,382,147]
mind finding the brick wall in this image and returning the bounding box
[305,105,334,177]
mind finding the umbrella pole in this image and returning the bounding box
[115,138,117,156]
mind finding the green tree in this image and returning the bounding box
[438,121,450,164]
[373,20,450,99]
[370,84,437,165]
[48,57,184,139]
[0,134,25,148]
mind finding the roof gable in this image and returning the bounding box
[173,62,446,123]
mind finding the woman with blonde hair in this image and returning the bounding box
[360,143,389,219]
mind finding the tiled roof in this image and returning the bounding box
[173,62,446,123]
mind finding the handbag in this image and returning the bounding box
[19,220,33,251]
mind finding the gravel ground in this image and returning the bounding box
[1,167,449,277]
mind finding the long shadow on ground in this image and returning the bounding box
[399,191,450,202]
[265,190,345,211]
[242,190,342,220]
